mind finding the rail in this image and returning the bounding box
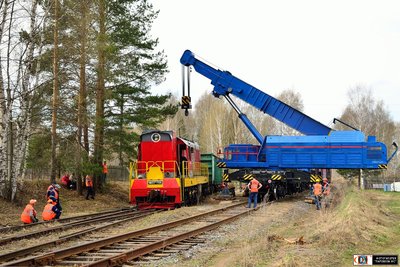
[2,201,254,266]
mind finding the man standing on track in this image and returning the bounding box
[247,177,262,208]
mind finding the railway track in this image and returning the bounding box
[0,207,136,233]
[0,208,153,246]
[1,201,257,267]
[0,209,158,263]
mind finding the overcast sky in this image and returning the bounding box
[149,0,400,127]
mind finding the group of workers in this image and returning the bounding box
[21,183,62,224]
[311,177,331,210]
[20,172,100,224]
[246,176,331,210]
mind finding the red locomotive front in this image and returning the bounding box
[129,130,208,209]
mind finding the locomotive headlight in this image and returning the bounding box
[151,133,161,142]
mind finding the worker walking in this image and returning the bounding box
[85,175,95,200]
[21,199,39,224]
[247,178,262,208]
[42,197,62,221]
[313,182,322,210]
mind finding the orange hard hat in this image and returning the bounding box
[29,199,37,205]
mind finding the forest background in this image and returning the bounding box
[0,0,398,202]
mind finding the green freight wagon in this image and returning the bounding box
[201,153,222,192]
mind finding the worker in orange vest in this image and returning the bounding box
[322,178,330,196]
[21,199,39,224]
[313,182,323,210]
[247,178,262,208]
[102,160,108,184]
[85,174,95,200]
[322,178,331,208]
[42,197,61,221]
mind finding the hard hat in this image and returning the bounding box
[323,178,328,181]
[54,184,61,189]
[29,199,37,205]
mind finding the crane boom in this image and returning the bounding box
[180,50,332,136]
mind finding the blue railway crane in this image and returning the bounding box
[180,50,397,170]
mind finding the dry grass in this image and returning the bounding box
[246,178,400,267]
[167,176,400,267]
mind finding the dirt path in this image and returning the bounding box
[209,196,313,267]
[155,194,313,267]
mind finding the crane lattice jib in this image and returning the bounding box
[180,50,332,136]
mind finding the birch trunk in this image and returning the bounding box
[0,0,10,198]
[13,0,39,198]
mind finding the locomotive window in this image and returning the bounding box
[141,132,172,142]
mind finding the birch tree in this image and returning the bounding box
[0,0,45,200]
[337,85,397,183]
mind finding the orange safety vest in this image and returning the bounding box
[323,183,330,195]
[313,183,322,196]
[42,203,56,221]
[102,163,108,174]
[85,176,93,187]
[21,204,36,224]
[249,179,261,193]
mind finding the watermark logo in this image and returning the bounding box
[354,255,398,265]
[354,255,372,266]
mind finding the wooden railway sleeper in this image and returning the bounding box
[34,254,56,266]
[110,254,128,266]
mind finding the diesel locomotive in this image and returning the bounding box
[129,130,221,209]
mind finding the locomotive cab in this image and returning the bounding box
[130,130,209,209]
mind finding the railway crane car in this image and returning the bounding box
[129,130,211,209]
[180,50,397,170]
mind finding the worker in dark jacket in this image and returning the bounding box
[46,183,62,212]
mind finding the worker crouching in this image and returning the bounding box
[42,197,62,221]
[21,199,39,224]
